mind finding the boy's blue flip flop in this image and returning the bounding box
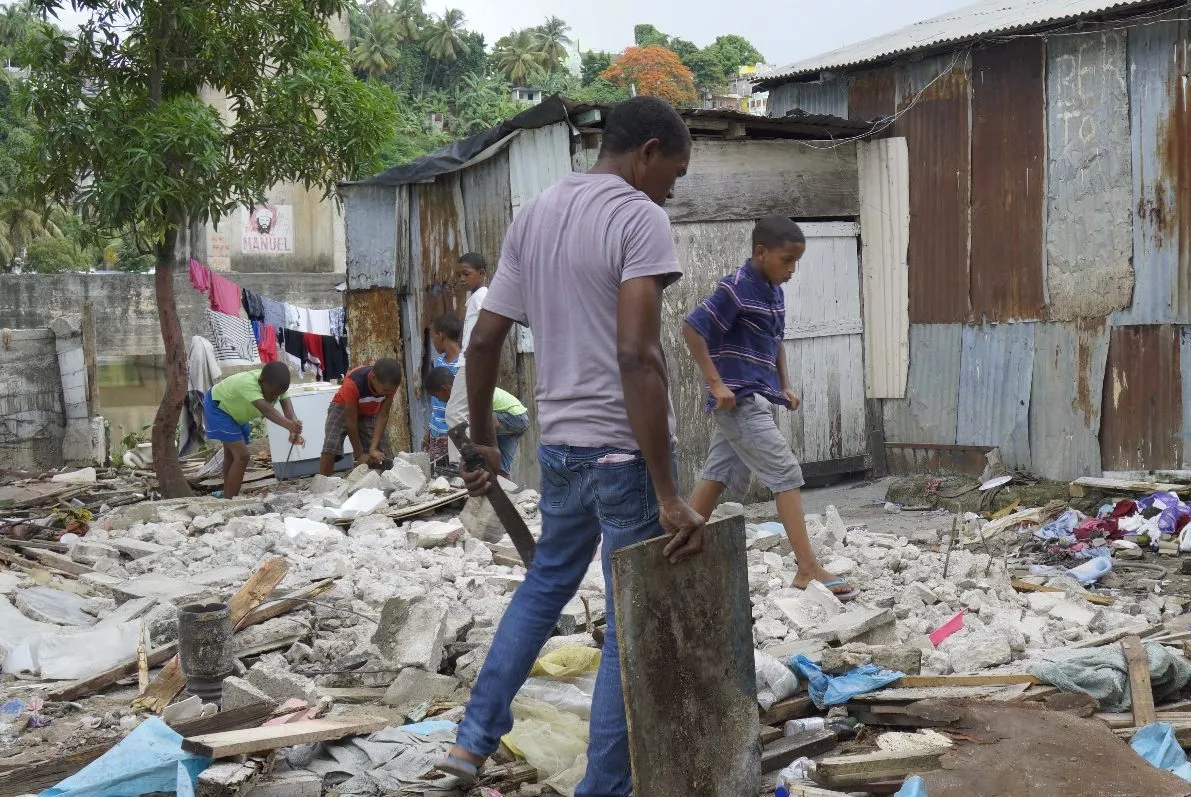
[815,579,860,603]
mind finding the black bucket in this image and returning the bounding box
[177,602,234,704]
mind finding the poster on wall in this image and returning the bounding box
[241,204,293,255]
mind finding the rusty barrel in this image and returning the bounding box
[177,602,234,704]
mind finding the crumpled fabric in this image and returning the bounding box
[1037,510,1081,543]
[1028,642,1191,713]
[791,655,903,708]
[1132,723,1191,782]
[1137,492,1191,536]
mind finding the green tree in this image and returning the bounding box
[580,50,611,86]
[424,8,467,62]
[533,16,570,71]
[706,34,764,73]
[633,23,669,49]
[352,14,403,79]
[0,197,61,271]
[0,2,33,66]
[495,29,544,86]
[22,234,85,273]
[23,0,395,497]
[391,0,425,41]
[570,76,627,105]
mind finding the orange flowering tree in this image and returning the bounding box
[600,45,698,107]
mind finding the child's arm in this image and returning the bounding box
[682,322,736,410]
[252,399,303,441]
[369,397,393,459]
[343,402,367,463]
[776,352,801,411]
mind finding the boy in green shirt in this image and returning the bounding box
[204,362,303,498]
[425,366,528,476]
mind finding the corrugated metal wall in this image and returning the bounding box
[768,80,849,119]
[956,323,1036,469]
[1101,325,1183,470]
[1030,320,1110,480]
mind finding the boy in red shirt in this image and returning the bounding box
[319,358,402,476]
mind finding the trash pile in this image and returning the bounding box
[6,462,1191,795]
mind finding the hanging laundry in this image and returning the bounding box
[282,328,307,373]
[188,259,211,294]
[256,324,279,364]
[284,303,302,331]
[208,271,243,315]
[241,288,266,321]
[261,296,287,329]
[308,308,333,336]
[206,309,260,363]
[330,306,347,339]
[303,332,324,378]
[187,335,221,394]
[321,335,349,381]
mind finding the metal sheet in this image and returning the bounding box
[666,221,754,494]
[508,123,572,216]
[415,175,469,328]
[762,0,1161,82]
[956,323,1036,469]
[894,56,972,324]
[343,184,398,291]
[970,40,1047,322]
[848,67,896,124]
[1045,31,1134,319]
[345,287,410,452]
[768,80,849,119]
[1101,325,1183,469]
[1029,321,1110,480]
[858,137,910,398]
[1116,15,1191,324]
[882,324,962,445]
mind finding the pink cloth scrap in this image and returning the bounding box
[929,610,966,647]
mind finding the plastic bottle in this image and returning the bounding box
[784,717,827,735]
[774,757,816,797]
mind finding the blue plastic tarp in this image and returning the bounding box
[1131,723,1191,782]
[39,716,210,797]
[895,775,927,796]
[790,655,903,708]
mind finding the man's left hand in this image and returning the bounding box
[460,444,502,496]
[783,389,801,411]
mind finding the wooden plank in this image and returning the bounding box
[1070,476,1187,497]
[895,674,1038,688]
[760,695,815,726]
[238,577,336,627]
[613,515,759,796]
[852,686,1005,703]
[759,725,784,746]
[48,643,177,701]
[134,557,290,713]
[32,549,93,576]
[814,750,946,790]
[1012,579,1114,606]
[319,687,388,703]
[1122,635,1158,727]
[665,140,859,223]
[761,730,838,774]
[182,715,388,758]
[169,700,279,737]
[0,743,111,797]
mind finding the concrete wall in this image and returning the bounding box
[0,272,343,364]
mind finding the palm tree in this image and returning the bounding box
[424,8,467,63]
[392,0,424,42]
[496,29,545,87]
[0,197,63,271]
[351,15,401,79]
[533,16,571,71]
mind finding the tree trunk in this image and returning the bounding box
[151,226,194,498]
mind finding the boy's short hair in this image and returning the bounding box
[753,216,806,249]
[458,252,487,272]
[599,96,691,158]
[425,366,455,394]
[432,313,463,342]
[373,358,402,387]
[260,361,291,392]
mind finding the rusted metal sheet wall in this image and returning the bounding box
[508,124,572,215]
[970,40,1047,323]
[1101,325,1183,470]
[848,68,896,123]
[956,323,1036,469]
[1029,321,1110,480]
[882,324,962,445]
[666,221,753,494]
[895,55,972,324]
[858,137,910,398]
[1116,15,1191,325]
[768,80,849,119]
[343,184,399,291]
[345,287,411,452]
[1046,31,1134,320]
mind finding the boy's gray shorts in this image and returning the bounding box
[700,395,805,495]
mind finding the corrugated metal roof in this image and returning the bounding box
[759,0,1165,83]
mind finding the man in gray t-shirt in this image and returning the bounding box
[436,97,705,796]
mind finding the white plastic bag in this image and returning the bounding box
[503,698,589,781]
[518,675,597,718]
[755,649,800,711]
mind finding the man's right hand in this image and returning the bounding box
[660,497,706,564]
[460,444,502,496]
[710,381,736,411]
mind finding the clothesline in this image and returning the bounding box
[189,258,350,381]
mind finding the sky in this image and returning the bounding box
[28,0,976,68]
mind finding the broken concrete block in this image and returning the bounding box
[79,571,125,595]
[946,633,1012,673]
[108,538,172,560]
[191,514,224,533]
[15,586,96,626]
[556,595,605,635]
[242,771,322,797]
[71,540,120,564]
[310,474,346,495]
[113,574,209,606]
[1049,600,1095,626]
[225,516,266,539]
[762,638,827,664]
[349,514,399,539]
[408,519,464,549]
[386,459,428,494]
[821,643,922,676]
[191,566,253,588]
[824,557,857,576]
[283,517,340,540]
[246,657,319,704]
[459,497,506,544]
[807,607,895,645]
[382,668,460,714]
[772,596,828,635]
[754,617,788,643]
[221,675,273,710]
[371,597,449,671]
[349,470,387,495]
[903,583,939,606]
[52,467,96,484]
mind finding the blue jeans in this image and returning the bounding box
[456,445,668,797]
[495,410,530,473]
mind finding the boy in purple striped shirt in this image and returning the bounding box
[683,216,858,601]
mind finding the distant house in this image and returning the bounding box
[509,87,545,106]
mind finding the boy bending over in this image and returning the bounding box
[425,366,528,476]
[320,358,402,475]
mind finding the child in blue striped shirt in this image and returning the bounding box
[423,313,463,464]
